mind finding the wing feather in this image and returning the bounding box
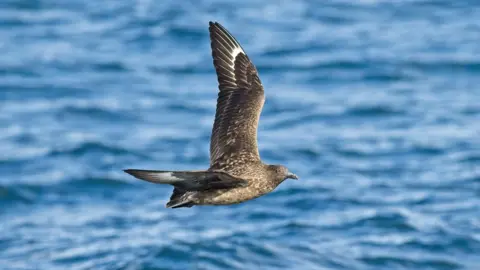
[208,22,265,168]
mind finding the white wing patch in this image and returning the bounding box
[149,172,182,183]
[227,46,244,70]
[231,47,244,60]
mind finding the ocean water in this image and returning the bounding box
[1,0,479,269]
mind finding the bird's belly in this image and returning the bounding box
[200,186,270,205]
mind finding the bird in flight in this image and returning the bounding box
[124,22,298,208]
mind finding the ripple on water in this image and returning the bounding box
[1,0,480,269]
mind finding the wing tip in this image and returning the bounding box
[123,169,144,180]
[208,21,220,28]
[123,169,134,175]
[208,21,219,34]
[209,21,246,62]
[208,21,240,45]
[123,169,176,184]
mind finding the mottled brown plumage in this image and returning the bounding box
[124,21,298,208]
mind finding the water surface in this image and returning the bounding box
[1,1,479,269]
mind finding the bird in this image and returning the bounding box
[124,21,298,208]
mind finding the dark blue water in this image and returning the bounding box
[1,1,479,269]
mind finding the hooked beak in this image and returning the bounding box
[287,172,298,180]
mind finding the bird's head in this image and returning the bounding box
[268,164,298,183]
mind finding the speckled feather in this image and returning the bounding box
[183,22,285,206]
[208,21,265,169]
[125,21,297,208]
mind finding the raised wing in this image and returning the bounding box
[208,21,265,168]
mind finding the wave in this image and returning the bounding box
[0,176,135,208]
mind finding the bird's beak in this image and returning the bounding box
[287,172,298,180]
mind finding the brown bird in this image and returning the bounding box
[124,22,298,208]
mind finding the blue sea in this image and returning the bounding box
[1,1,479,269]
